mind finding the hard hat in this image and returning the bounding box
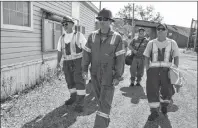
[96,8,115,22]
[61,16,74,25]
[138,27,145,31]
[156,23,168,29]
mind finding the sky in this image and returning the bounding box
[92,2,197,28]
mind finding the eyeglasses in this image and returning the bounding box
[97,17,110,21]
[157,28,166,31]
[62,23,68,27]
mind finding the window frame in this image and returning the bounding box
[42,18,63,53]
[0,1,33,31]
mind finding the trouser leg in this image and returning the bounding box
[136,58,145,83]
[73,58,86,112]
[63,60,77,105]
[130,58,137,83]
[159,68,175,115]
[93,85,115,128]
[146,68,160,121]
[91,75,101,104]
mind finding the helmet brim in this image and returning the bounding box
[96,16,115,22]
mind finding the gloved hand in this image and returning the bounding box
[113,79,120,86]
[82,72,88,80]
[56,63,62,80]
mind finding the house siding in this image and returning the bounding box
[1,1,98,100]
[1,2,72,66]
[1,2,96,100]
[79,2,98,39]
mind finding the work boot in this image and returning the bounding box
[136,83,141,86]
[161,102,169,115]
[130,83,135,87]
[148,108,159,121]
[74,95,85,113]
[65,92,77,105]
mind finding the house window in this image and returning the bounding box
[42,19,62,52]
[1,1,33,31]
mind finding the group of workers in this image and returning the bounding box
[56,8,180,128]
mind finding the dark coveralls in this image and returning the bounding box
[61,32,85,107]
[82,29,125,128]
[130,37,148,84]
[146,40,175,112]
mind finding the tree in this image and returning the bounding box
[116,3,163,23]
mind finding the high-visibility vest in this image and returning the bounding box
[149,39,173,68]
[149,38,185,86]
[61,32,83,60]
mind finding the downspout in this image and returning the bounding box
[41,10,46,64]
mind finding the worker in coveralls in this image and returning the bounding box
[129,27,149,87]
[82,8,125,128]
[143,23,180,121]
[56,16,87,112]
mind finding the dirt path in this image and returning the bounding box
[1,50,197,128]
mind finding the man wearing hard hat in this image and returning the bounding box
[143,23,180,121]
[82,8,125,128]
[56,16,87,112]
[129,27,149,87]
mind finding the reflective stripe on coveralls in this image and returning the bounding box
[69,88,77,93]
[87,31,125,56]
[96,111,110,119]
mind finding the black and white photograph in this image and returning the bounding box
[0,1,197,128]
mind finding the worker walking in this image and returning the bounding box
[56,16,87,112]
[82,8,125,128]
[143,23,180,121]
[129,27,149,87]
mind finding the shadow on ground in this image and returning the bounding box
[120,86,147,104]
[143,103,179,128]
[22,82,97,128]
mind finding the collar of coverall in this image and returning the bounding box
[95,28,115,36]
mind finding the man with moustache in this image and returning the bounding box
[56,16,87,112]
[82,8,125,128]
[143,23,180,121]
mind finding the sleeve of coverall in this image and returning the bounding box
[82,34,92,73]
[57,36,62,51]
[114,37,125,80]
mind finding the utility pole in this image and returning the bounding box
[187,18,194,49]
[99,1,101,11]
[132,3,135,38]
